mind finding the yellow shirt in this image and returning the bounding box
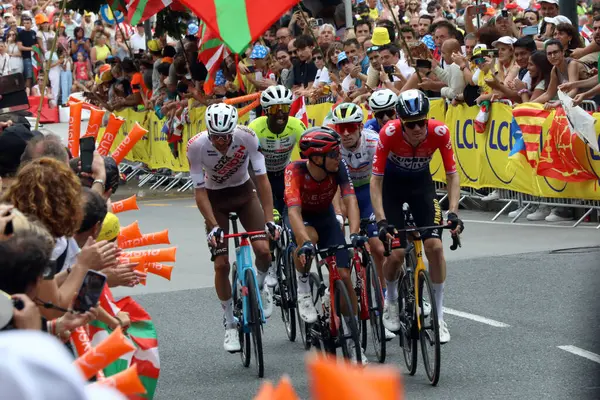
[369,8,379,20]
[94,44,111,62]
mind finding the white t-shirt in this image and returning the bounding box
[130,32,147,53]
[395,59,415,80]
[521,71,532,90]
[51,237,80,273]
[187,125,267,190]
[341,74,358,93]
[314,66,330,87]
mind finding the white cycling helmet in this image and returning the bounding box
[330,103,364,124]
[205,103,238,135]
[260,85,293,108]
[369,89,398,112]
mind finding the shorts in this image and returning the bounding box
[206,179,267,258]
[354,184,377,238]
[287,205,350,268]
[267,170,286,217]
[382,174,443,249]
[22,58,33,79]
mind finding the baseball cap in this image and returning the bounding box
[544,15,571,25]
[147,39,162,52]
[471,44,487,59]
[0,125,37,177]
[539,0,559,4]
[337,51,349,67]
[492,36,518,48]
[97,212,120,242]
[35,14,48,25]
[250,44,269,59]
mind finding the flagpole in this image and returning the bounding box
[108,2,134,58]
[35,0,67,131]
[297,6,325,60]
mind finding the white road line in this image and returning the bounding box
[443,307,510,328]
[558,345,600,364]
[462,219,597,230]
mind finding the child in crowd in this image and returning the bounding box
[73,51,92,91]
[59,47,72,105]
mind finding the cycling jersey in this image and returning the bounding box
[363,118,381,133]
[284,159,355,213]
[187,125,267,190]
[340,129,379,188]
[373,119,457,178]
[248,116,306,172]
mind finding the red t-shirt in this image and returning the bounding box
[74,61,88,81]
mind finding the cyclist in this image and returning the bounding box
[249,85,306,287]
[284,127,368,364]
[364,89,398,134]
[187,103,280,353]
[370,89,463,344]
[329,102,395,341]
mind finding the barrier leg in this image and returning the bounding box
[178,179,194,192]
[492,200,514,221]
[138,173,155,187]
[126,165,144,182]
[510,202,530,223]
[164,173,183,191]
[572,208,594,228]
[150,176,169,190]
[438,193,448,204]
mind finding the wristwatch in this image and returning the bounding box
[92,179,105,191]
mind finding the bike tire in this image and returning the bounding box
[309,272,327,352]
[398,267,418,375]
[351,259,368,352]
[279,244,297,342]
[365,252,386,363]
[334,279,361,363]
[232,264,251,368]
[419,269,441,386]
[245,268,264,378]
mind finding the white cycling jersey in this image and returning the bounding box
[187,125,267,190]
[340,128,379,188]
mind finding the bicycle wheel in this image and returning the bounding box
[245,268,264,378]
[350,258,368,352]
[279,244,297,342]
[364,251,386,363]
[334,279,361,363]
[398,267,418,375]
[419,269,441,386]
[308,272,325,352]
[232,264,250,367]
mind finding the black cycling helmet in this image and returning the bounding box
[396,89,430,122]
[299,126,341,158]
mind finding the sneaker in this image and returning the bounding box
[224,328,241,352]
[439,320,450,344]
[261,288,273,319]
[508,206,527,218]
[527,205,550,221]
[421,301,431,317]
[384,327,396,340]
[265,264,278,288]
[545,207,573,222]
[348,342,369,365]
[481,190,499,201]
[382,299,401,332]
[297,292,318,323]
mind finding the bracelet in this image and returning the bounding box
[92,179,105,191]
[518,89,530,95]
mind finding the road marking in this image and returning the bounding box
[443,307,510,328]
[558,346,600,364]
[462,219,597,230]
[143,203,172,207]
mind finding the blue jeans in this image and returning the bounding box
[60,70,72,105]
[22,58,33,79]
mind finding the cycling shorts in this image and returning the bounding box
[286,205,350,268]
[206,179,267,258]
[267,170,286,216]
[354,185,377,238]
[382,174,443,249]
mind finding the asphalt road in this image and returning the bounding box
[108,197,600,400]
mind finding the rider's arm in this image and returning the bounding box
[436,122,460,214]
[247,128,275,222]
[195,188,219,229]
[188,135,219,229]
[370,121,394,221]
[446,172,460,214]
[370,175,385,221]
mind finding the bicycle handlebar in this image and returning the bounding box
[222,231,266,240]
[382,223,461,256]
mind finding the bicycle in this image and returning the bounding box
[384,207,461,386]
[225,213,267,378]
[270,210,297,342]
[299,244,363,363]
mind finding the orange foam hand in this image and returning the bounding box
[68,101,83,157]
[119,229,170,249]
[70,327,105,380]
[144,262,173,280]
[119,221,143,243]
[111,122,148,165]
[97,114,126,156]
[73,327,136,380]
[307,354,403,400]
[121,247,177,263]
[92,365,146,395]
[83,106,106,139]
[112,195,139,214]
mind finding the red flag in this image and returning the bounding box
[198,22,230,95]
[290,96,309,127]
[537,107,596,182]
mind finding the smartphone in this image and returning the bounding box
[522,25,539,36]
[501,9,508,18]
[481,49,499,58]
[246,65,256,73]
[72,270,107,313]
[474,4,487,14]
[80,136,95,174]
[416,59,432,69]
[383,65,395,74]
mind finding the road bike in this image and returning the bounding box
[384,207,461,386]
[227,213,267,378]
[270,209,297,342]
[300,244,363,363]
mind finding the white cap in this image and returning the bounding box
[544,15,572,25]
[0,330,127,400]
[492,36,518,48]
[539,0,559,4]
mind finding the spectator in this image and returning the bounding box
[81,11,94,38]
[62,11,78,40]
[0,126,38,195]
[112,29,130,61]
[319,23,336,45]
[35,13,54,53]
[130,23,147,54]
[275,47,294,88]
[276,27,292,47]
[344,38,369,74]
[292,34,317,90]
[17,16,36,89]
[354,19,372,41]
[6,30,22,75]
[553,23,585,56]
[70,26,90,62]
[0,40,10,76]
[91,33,111,64]
[515,51,553,103]
[431,39,466,101]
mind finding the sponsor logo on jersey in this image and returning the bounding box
[389,154,432,171]
[212,145,248,184]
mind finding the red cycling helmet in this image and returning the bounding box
[299,126,341,158]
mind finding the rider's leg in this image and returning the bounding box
[424,237,445,319]
[293,226,319,294]
[213,254,235,327]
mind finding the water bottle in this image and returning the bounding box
[322,288,330,316]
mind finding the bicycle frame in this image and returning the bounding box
[351,248,370,321]
[411,238,426,331]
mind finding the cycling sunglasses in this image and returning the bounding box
[334,122,361,134]
[208,133,231,143]
[374,109,396,120]
[266,104,291,114]
[326,148,340,158]
[403,119,427,129]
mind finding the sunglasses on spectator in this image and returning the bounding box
[314,55,323,60]
[473,57,486,65]
[338,59,350,68]
[403,119,427,129]
[367,46,380,54]
[334,122,361,134]
[374,109,395,120]
[266,104,290,114]
[290,50,298,55]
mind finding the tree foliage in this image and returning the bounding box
[154,8,193,39]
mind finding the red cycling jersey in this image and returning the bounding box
[372,119,457,177]
[284,160,355,213]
